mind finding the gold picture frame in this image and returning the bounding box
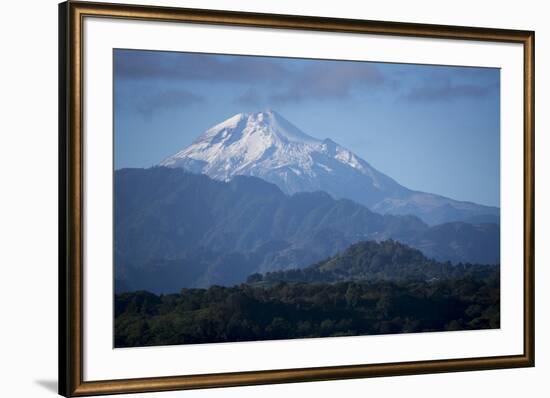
[59,1,534,396]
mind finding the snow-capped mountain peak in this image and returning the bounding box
[193,110,321,147]
[160,110,395,194]
[159,110,499,225]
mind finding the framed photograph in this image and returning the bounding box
[59,1,534,396]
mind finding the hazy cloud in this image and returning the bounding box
[133,89,205,120]
[270,62,385,104]
[403,79,498,102]
[402,67,499,103]
[235,88,265,107]
[115,50,289,83]
[116,50,390,105]
[116,49,499,109]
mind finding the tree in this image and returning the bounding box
[345,283,361,308]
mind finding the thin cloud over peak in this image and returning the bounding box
[270,62,385,104]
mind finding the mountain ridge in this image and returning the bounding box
[115,167,499,293]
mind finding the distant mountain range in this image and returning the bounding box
[115,167,499,293]
[160,110,499,225]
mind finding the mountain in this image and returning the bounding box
[115,167,499,293]
[160,110,499,225]
[254,240,498,285]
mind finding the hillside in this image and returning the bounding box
[252,240,498,285]
[115,167,499,292]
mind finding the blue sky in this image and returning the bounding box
[114,49,500,207]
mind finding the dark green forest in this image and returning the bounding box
[115,240,500,347]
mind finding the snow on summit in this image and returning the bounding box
[160,110,395,195]
[159,110,499,225]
